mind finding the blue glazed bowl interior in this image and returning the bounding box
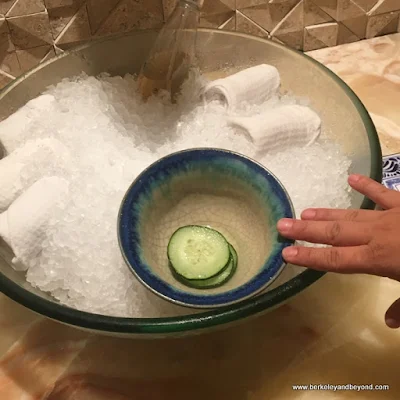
[118,148,295,308]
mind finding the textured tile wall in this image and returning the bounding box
[0,0,399,87]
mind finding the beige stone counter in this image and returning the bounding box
[0,34,399,399]
[308,32,400,156]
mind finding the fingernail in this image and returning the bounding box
[277,219,294,232]
[283,247,298,258]
[302,209,316,219]
[349,174,361,184]
[385,318,400,329]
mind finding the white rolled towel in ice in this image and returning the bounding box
[0,94,56,154]
[228,104,321,154]
[0,138,70,212]
[202,64,280,109]
[0,176,69,271]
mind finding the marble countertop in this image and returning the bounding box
[0,34,399,400]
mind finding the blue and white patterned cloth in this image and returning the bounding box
[383,153,400,191]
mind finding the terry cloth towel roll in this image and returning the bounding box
[0,176,70,271]
[202,64,280,110]
[228,104,321,154]
[0,94,56,154]
[0,138,70,213]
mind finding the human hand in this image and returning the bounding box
[277,174,400,329]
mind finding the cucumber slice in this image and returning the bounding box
[172,243,238,290]
[229,243,238,268]
[174,253,236,289]
[167,225,230,280]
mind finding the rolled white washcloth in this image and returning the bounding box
[202,64,280,109]
[0,138,70,213]
[228,104,321,154]
[0,94,56,154]
[0,176,70,271]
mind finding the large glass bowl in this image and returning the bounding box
[0,29,382,337]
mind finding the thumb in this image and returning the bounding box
[385,297,400,329]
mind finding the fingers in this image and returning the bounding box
[277,218,372,246]
[282,245,372,274]
[349,174,400,210]
[301,208,381,222]
[385,297,400,329]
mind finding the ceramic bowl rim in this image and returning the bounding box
[0,28,382,336]
[117,147,295,309]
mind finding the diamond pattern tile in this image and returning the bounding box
[311,0,338,20]
[366,10,399,38]
[0,50,20,76]
[95,0,164,37]
[200,11,235,28]
[237,0,268,7]
[7,0,46,17]
[271,0,304,49]
[55,4,91,49]
[369,0,399,16]
[337,21,359,43]
[304,21,338,50]
[0,70,13,87]
[7,12,53,49]
[0,17,15,53]
[239,0,299,33]
[304,0,334,25]
[236,10,270,37]
[45,0,85,40]
[0,0,17,15]
[202,0,235,15]
[87,0,120,33]
[303,22,339,51]
[16,44,51,72]
[200,0,235,29]
[340,13,367,38]
[0,0,399,89]
[352,0,378,12]
[337,0,364,21]
[220,14,236,30]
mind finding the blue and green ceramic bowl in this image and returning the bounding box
[118,148,295,309]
